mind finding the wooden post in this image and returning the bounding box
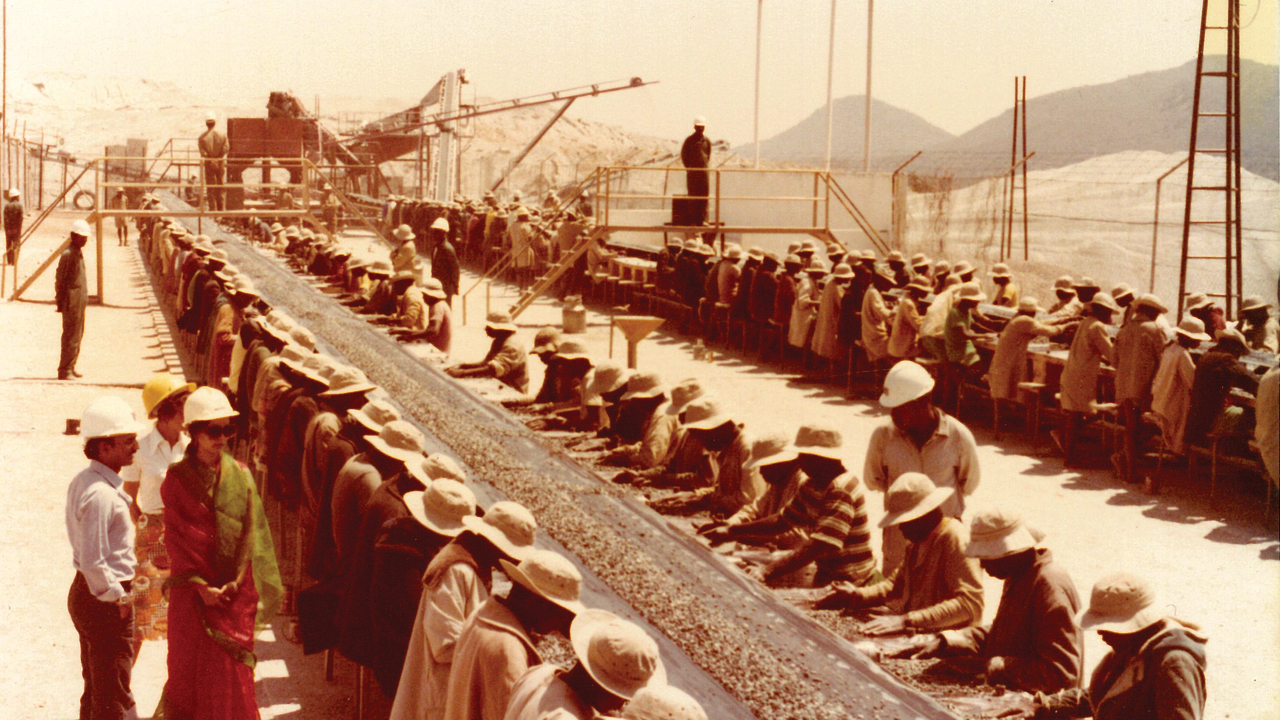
[37,130,44,211]
[95,162,104,304]
[61,157,68,208]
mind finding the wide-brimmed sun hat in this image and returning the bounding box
[485,311,517,333]
[682,397,731,432]
[570,609,666,701]
[407,452,467,485]
[792,423,843,461]
[1079,572,1164,634]
[620,372,665,402]
[989,262,1011,278]
[422,278,447,300]
[586,362,632,406]
[957,282,987,303]
[499,550,587,615]
[879,472,955,528]
[461,501,538,561]
[622,685,709,720]
[1174,317,1212,342]
[393,224,415,242]
[1240,295,1269,313]
[1017,297,1042,314]
[744,432,797,470]
[1090,292,1120,313]
[366,420,427,463]
[665,378,707,417]
[1131,293,1168,315]
[532,327,563,356]
[349,399,401,435]
[320,366,377,398]
[404,479,476,537]
[554,338,593,363]
[965,507,1046,560]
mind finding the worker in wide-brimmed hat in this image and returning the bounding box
[393,277,452,354]
[865,360,981,574]
[987,297,1062,402]
[1046,275,1080,317]
[886,507,1083,694]
[505,609,665,720]
[602,372,679,471]
[446,550,585,720]
[582,360,633,434]
[709,424,877,589]
[1236,294,1278,354]
[523,339,597,432]
[1148,317,1212,461]
[989,263,1019,309]
[702,431,805,548]
[612,380,709,485]
[814,472,983,636]
[445,312,529,394]
[887,274,932,360]
[1054,292,1121,466]
[389,481,490,716]
[391,223,419,276]
[1005,573,1207,720]
[644,398,759,519]
[1111,293,1170,483]
[1184,325,1259,448]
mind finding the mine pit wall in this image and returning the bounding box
[157,192,958,720]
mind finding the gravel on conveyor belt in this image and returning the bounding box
[166,199,959,720]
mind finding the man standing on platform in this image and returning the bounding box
[5,188,24,264]
[681,118,711,226]
[56,220,91,380]
[199,112,229,211]
[66,396,142,720]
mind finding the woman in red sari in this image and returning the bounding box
[158,387,282,719]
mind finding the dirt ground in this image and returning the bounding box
[1,214,1276,719]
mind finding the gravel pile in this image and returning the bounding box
[188,216,958,720]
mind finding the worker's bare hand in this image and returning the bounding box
[862,614,907,636]
[743,564,768,583]
[990,692,1037,718]
[886,633,942,659]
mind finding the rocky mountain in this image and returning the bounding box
[913,58,1279,181]
[733,95,955,170]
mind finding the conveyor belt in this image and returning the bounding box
[163,195,959,720]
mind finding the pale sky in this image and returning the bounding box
[5,0,1278,144]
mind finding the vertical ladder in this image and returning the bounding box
[1178,0,1243,320]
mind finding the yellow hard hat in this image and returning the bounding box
[142,373,196,418]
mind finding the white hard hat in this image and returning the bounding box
[6,188,18,199]
[693,116,706,127]
[430,217,449,232]
[70,219,91,238]
[183,386,239,426]
[879,360,936,408]
[80,396,142,439]
[206,111,217,123]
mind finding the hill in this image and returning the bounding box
[732,95,955,169]
[918,58,1279,181]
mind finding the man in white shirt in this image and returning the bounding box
[120,374,192,657]
[66,396,143,720]
[865,361,981,575]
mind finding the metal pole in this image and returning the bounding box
[824,0,837,172]
[862,0,873,173]
[1020,76,1029,261]
[1005,77,1019,260]
[1151,156,1190,294]
[37,129,44,211]
[2,0,6,193]
[890,151,922,246]
[754,0,763,169]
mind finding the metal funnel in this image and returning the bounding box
[612,315,665,369]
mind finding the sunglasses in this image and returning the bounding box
[200,424,237,438]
